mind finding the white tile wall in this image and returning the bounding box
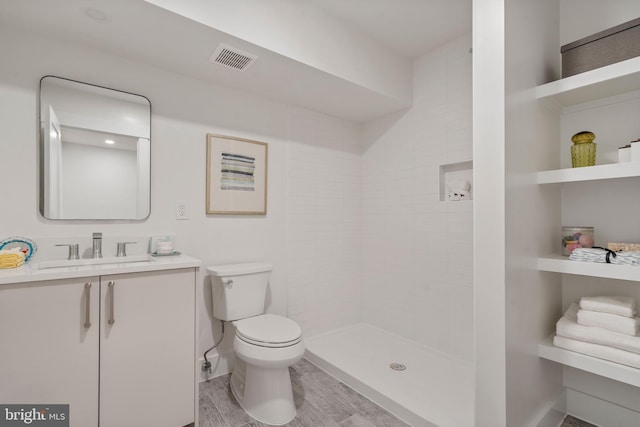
[286,107,363,338]
[283,35,473,361]
[361,33,474,361]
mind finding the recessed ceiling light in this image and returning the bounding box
[105,139,115,145]
[83,7,109,22]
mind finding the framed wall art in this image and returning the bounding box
[206,133,268,214]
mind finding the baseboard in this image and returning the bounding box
[197,349,234,382]
[528,391,566,427]
[567,389,640,427]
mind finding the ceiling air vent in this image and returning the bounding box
[209,43,257,71]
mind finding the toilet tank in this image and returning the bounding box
[207,262,273,321]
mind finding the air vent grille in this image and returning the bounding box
[209,43,257,71]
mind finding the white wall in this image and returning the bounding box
[361,33,474,361]
[474,0,564,425]
[61,143,138,219]
[560,0,640,45]
[286,107,363,338]
[503,1,565,426]
[284,33,476,361]
[473,0,508,423]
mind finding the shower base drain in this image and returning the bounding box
[389,363,406,371]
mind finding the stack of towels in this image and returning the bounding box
[554,296,640,368]
[0,247,26,269]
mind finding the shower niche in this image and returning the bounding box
[439,160,473,202]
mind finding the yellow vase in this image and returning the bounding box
[571,131,596,168]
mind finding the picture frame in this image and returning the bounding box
[206,133,268,215]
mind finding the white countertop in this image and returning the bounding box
[0,254,201,285]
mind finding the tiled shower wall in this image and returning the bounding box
[361,33,474,361]
[286,33,473,362]
[286,107,363,338]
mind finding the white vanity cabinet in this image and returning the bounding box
[99,269,195,427]
[0,276,100,426]
[0,257,199,427]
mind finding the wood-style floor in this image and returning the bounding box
[199,358,597,427]
[561,415,598,427]
[199,359,410,426]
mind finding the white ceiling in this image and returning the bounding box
[0,0,471,122]
[62,127,139,152]
[310,0,471,58]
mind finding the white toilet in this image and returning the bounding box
[207,262,304,426]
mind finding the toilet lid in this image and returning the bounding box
[235,314,302,348]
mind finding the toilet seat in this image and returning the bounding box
[235,314,302,348]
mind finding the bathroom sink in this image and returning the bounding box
[36,255,155,270]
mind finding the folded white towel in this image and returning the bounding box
[580,296,636,318]
[577,309,639,336]
[553,335,640,369]
[569,248,640,265]
[557,304,640,355]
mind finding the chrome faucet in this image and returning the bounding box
[92,232,103,259]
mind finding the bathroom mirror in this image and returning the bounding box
[39,76,151,220]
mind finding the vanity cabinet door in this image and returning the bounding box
[0,277,100,427]
[99,269,195,427]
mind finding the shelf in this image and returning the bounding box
[539,335,640,388]
[536,56,640,107]
[538,255,640,282]
[537,162,640,184]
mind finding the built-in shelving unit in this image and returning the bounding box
[539,335,640,388]
[538,255,640,282]
[536,54,640,391]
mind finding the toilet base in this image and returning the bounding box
[230,357,297,426]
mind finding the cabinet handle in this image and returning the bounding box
[108,281,115,325]
[84,283,92,328]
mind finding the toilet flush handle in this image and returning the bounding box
[222,279,234,288]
